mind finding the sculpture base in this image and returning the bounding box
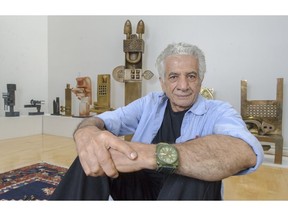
[5,112,20,117]
[28,112,44,115]
[72,115,94,118]
[91,107,114,115]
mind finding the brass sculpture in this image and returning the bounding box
[200,88,214,100]
[112,20,153,141]
[60,83,72,116]
[112,20,153,106]
[241,78,284,164]
[91,74,113,114]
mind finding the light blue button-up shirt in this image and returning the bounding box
[98,92,264,175]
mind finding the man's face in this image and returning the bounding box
[160,54,202,112]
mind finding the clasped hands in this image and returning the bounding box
[74,126,155,178]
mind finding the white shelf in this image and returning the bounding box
[42,115,83,138]
[0,115,42,140]
[0,114,84,140]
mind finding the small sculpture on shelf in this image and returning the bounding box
[200,87,214,100]
[244,118,275,136]
[2,84,20,117]
[71,76,92,117]
[91,74,114,114]
[60,84,72,116]
[24,99,45,115]
[52,97,61,115]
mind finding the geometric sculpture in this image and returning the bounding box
[91,74,113,114]
[241,78,284,164]
[24,99,45,115]
[112,19,153,107]
[200,87,214,100]
[112,19,153,141]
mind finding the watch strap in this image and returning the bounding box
[156,165,177,174]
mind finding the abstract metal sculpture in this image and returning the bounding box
[24,99,45,115]
[60,84,72,116]
[241,78,284,164]
[72,76,92,117]
[52,97,61,115]
[200,88,214,100]
[91,74,113,114]
[112,19,153,141]
[2,84,20,117]
[112,20,153,106]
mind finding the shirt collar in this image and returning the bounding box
[159,92,208,116]
[188,95,208,116]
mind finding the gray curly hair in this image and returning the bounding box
[155,42,206,80]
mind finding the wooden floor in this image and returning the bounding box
[1,134,288,200]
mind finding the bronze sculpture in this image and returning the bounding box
[241,78,284,164]
[112,20,153,106]
[60,83,72,116]
[91,74,113,114]
[112,19,153,140]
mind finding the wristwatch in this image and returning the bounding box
[156,142,179,174]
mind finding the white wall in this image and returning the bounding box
[0,16,48,115]
[1,16,288,150]
[47,16,288,106]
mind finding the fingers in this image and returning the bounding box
[96,147,119,178]
[108,139,138,160]
[77,134,119,178]
[78,149,104,176]
[75,128,138,178]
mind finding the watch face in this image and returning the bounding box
[158,145,178,164]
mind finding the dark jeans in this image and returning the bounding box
[50,157,222,200]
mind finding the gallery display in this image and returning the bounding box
[0,19,285,165]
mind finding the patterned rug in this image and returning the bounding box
[0,162,67,200]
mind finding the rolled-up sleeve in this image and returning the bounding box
[213,103,264,175]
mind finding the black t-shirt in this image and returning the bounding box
[152,100,187,144]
